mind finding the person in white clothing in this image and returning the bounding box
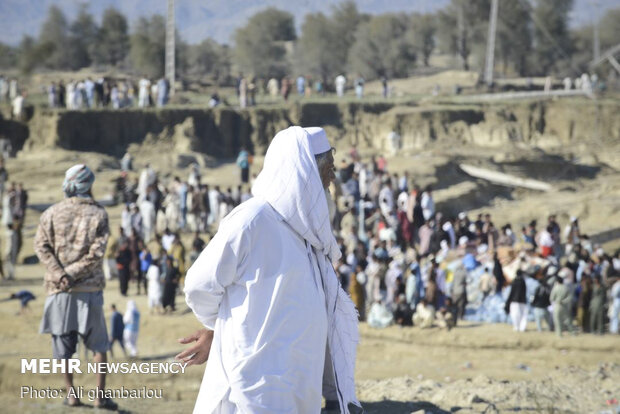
[420,185,435,221]
[146,264,163,314]
[123,300,140,357]
[138,77,151,108]
[178,126,361,413]
[335,74,346,97]
[139,199,156,243]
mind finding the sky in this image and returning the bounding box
[0,0,616,46]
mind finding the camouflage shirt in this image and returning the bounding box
[34,197,109,295]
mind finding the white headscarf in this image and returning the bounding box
[252,126,340,261]
[123,300,138,324]
[252,126,360,413]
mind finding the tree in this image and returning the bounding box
[95,7,129,66]
[233,8,296,78]
[496,1,532,75]
[348,14,417,80]
[598,8,620,52]
[0,43,17,69]
[188,39,231,83]
[68,4,98,70]
[330,2,367,69]
[531,0,574,75]
[17,35,54,75]
[39,5,70,69]
[409,13,436,67]
[436,0,490,70]
[295,13,341,83]
[129,15,166,78]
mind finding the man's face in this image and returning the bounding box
[318,150,335,189]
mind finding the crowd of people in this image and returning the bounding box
[44,75,171,110]
[105,147,620,337]
[235,73,378,107]
[1,141,618,337]
[319,149,619,336]
[105,155,254,315]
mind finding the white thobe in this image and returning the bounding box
[185,197,328,413]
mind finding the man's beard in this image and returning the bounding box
[325,188,336,226]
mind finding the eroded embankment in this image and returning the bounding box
[4,98,620,157]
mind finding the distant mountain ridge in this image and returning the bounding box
[0,0,616,46]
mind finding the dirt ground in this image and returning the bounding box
[1,261,619,414]
[0,136,619,413]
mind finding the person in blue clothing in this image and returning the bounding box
[138,246,152,295]
[296,75,305,96]
[123,300,140,357]
[109,304,126,358]
[236,147,250,184]
[9,290,35,314]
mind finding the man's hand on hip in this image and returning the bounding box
[175,329,214,366]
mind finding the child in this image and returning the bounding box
[123,300,140,357]
[109,304,126,358]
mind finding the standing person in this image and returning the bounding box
[34,164,117,410]
[0,159,8,202]
[161,255,179,313]
[110,83,120,109]
[381,76,388,98]
[108,304,126,358]
[296,75,306,96]
[84,77,95,108]
[239,76,247,108]
[138,246,152,295]
[335,74,346,97]
[58,80,66,108]
[146,261,163,314]
[420,185,435,221]
[354,76,364,99]
[138,76,150,108]
[123,300,140,357]
[492,252,506,293]
[505,270,528,332]
[168,234,186,283]
[236,147,250,184]
[267,77,279,98]
[0,74,6,103]
[177,126,361,413]
[48,82,57,108]
[5,221,19,280]
[577,276,592,332]
[280,77,291,102]
[589,277,606,335]
[103,227,121,280]
[451,264,467,320]
[532,272,554,332]
[12,91,25,121]
[116,238,131,296]
[610,278,620,334]
[157,77,168,107]
[550,271,574,337]
[139,198,156,243]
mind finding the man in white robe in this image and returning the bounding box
[178,126,361,413]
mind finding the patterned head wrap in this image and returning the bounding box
[63,164,95,198]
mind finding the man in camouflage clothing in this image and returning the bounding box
[35,164,117,410]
